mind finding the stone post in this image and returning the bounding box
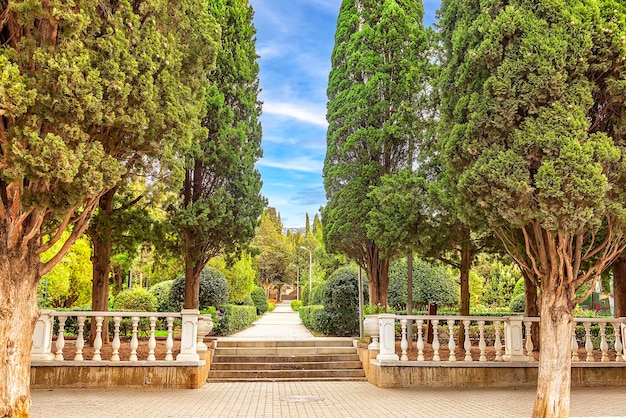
[177,309,200,362]
[376,314,399,361]
[503,317,527,361]
[32,310,55,361]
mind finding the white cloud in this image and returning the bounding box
[257,156,323,173]
[257,44,289,60]
[263,101,327,127]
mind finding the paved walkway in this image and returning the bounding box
[31,302,626,417]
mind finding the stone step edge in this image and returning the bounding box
[206,377,368,382]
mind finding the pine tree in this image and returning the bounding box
[440,1,626,414]
[171,0,265,309]
[323,0,429,306]
[0,0,218,413]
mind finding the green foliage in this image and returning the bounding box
[252,209,291,288]
[323,0,431,306]
[317,266,362,336]
[388,257,459,310]
[214,305,256,336]
[224,253,256,304]
[169,267,228,311]
[291,300,303,312]
[113,288,157,312]
[299,305,325,332]
[148,280,174,312]
[200,306,222,329]
[267,302,275,312]
[250,286,268,315]
[513,278,525,298]
[509,294,526,314]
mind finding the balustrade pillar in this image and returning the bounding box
[31,310,55,361]
[177,309,200,362]
[503,318,526,361]
[376,314,399,361]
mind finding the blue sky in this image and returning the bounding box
[250,0,441,227]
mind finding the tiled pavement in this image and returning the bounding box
[31,303,626,417]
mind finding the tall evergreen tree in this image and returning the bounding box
[171,0,265,310]
[440,1,626,415]
[0,0,218,414]
[323,0,429,306]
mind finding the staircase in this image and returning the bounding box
[207,339,366,382]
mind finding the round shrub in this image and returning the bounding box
[250,286,268,315]
[113,287,157,312]
[510,293,525,313]
[319,266,361,336]
[148,280,174,312]
[169,267,228,311]
[291,300,303,311]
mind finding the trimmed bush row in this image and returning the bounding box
[299,305,325,331]
[215,305,257,336]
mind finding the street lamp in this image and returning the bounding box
[300,246,312,297]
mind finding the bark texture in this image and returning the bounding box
[0,249,39,417]
[613,258,626,318]
[365,242,390,307]
[457,242,471,348]
[523,270,540,349]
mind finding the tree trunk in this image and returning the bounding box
[457,238,471,348]
[532,278,574,417]
[407,252,413,342]
[524,270,540,350]
[365,242,390,307]
[0,248,40,417]
[426,302,437,343]
[613,257,626,318]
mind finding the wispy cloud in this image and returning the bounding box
[263,101,328,127]
[290,186,327,206]
[257,156,323,173]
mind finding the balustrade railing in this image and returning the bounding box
[371,314,626,364]
[32,309,207,363]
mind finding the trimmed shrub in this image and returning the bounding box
[113,287,157,312]
[317,266,360,336]
[250,286,268,315]
[148,280,174,312]
[169,267,228,311]
[291,300,303,311]
[510,293,525,313]
[299,305,325,331]
[215,305,257,335]
[268,302,275,312]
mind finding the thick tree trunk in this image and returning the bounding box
[407,252,413,342]
[457,240,471,348]
[532,279,574,417]
[184,259,201,310]
[0,248,40,417]
[365,243,390,307]
[613,257,626,318]
[524,270,540,349]
[426,302,438,343]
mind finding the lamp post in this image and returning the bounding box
[300,246,312,297]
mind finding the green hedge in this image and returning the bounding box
[250,286,268,315]
[215,305,257,336]
[299,305,325,332]
[291,300,303,311]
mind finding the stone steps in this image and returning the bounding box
[207,339,366,382]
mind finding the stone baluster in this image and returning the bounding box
[432,319,440,362]
[622,323,626,361]
[572,325,580,362]
[447,320,456,362]
[74,316,85,361]
[524,321,534,361]
[376,314,399,361]
[584,322,594,362]
[494,320,503,362]
[111,316,121,362]
[478,320,487,362]
[31,310,55,361]
[165,316,175,361]
[93,316,104,361]
[55,316,66,361]
[598,322,609,362]
[463,320,472,361]
[614,322,623,362]
[416,319,425,361]
[130,316,140,362]
[503,317,526,361]
[400,319,408,361]
[148,316,157,361]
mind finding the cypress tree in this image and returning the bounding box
[440,1,626,415]
[171,0,265,309]
[323,0,429,306]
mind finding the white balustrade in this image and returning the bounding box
[400,319,408,361]
[584,322,594,362]
[416,319,425,361]
[463,320,472,361]
[431,319,440,362]
[615,323,624,363]
[599,322,609,362]
[524,320,534,361]
[32,311,189,364]
[572,327,580,362]
[447,320,456,362]
[494,320,503,362]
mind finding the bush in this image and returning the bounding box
[214,305,257,335]
[299,305,325,331]
[148,280,174,312]
[291,300,303,311]
[318,266,361,336]
[113,287,157,312]
[168,267,228,311]
[200,306,222,330]
[268,302,275,312]
[250,286,268,315]
[510,293,525,313]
